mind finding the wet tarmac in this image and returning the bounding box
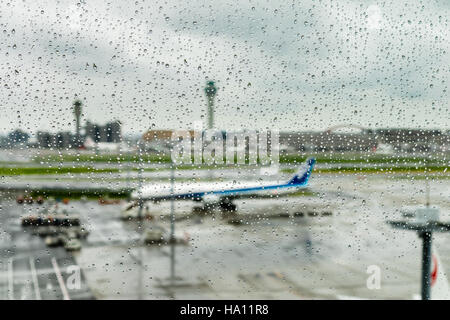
[0,173,449,299]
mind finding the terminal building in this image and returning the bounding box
[85,121,122,143]
[373,129,449,153]
[36,131,75,149]
[140,127,449,155]
[279,131,377,153]
[279,128,449,154]
[33,120,122,149]
[7,126,449,153]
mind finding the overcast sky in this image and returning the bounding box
[0,0,448,134]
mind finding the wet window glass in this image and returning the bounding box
[0,0,449,301]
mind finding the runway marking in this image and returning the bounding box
[8,258,13,300]
[51,257,70,300]
[268,271,305,298]
[29,258,41,300]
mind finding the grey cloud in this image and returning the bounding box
[0,0,448,134]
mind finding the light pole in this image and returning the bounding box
[169,159,175,284]
[137,141,144,220]
[136,140,144,299]
[73,99,82,148]
[204,80,217,129]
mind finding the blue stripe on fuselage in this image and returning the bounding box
[154,181,307,201]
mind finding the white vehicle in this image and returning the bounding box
[143,228,165,244]
[374,143,394,154]
[84,136,133,152]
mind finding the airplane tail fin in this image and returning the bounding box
[287,157,316,186]
[431,245,450,300]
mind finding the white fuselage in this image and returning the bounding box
[132,179,302,200]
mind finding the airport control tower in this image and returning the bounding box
[204,80,217,129]
[73,99,83,147]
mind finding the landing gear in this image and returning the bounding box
[192,198,237,214]
[219,199,237,212]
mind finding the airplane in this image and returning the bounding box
[124,157,316,214]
